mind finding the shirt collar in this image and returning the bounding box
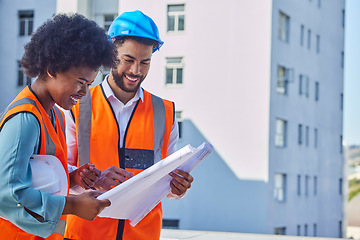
[101,75,144,105]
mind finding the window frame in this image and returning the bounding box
[275,118,287,147]
[175,111,183,139]
[298,124,303,145]
[300,24,304,46]
[305,175,309,196]
[19,10,34,36]
[167,4,185,33]
[103,14,116,31]
[278,11,290,43]
[307,29,311,50]
[275,227,286,235]
[297,174,301,196]
[17,61,31,86]
[277,65,289,94]
[165,57,184,86]
[316,34,320,53]
[274,173,286,202]
[315,82,319,101]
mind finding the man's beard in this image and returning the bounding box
[112,69,145,93]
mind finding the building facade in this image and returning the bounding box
[0,0,346,238]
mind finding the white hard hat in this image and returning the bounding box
[29,154,68,196]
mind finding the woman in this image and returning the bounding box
[0,13,114,239]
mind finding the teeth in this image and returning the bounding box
[126,75,137,82]
[70,96,79,103]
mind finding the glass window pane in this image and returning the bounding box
[277,66,286,94]
[18,71,23,86]
[20,20,25,36]
[28,20,33,35]
[26,77,32,85]
[166,68,173,84]
[176,68,183,84]
[167,16,175,31]
[178,15,185,31]
[168,4,184,12]
[104,15,114,21]
[167,57,182,64]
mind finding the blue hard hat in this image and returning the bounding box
[108,10,164,53]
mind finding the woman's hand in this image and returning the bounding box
[63,191,110,220]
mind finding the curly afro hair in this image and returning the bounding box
[20,13,115,78]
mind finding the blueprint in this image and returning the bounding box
[97,142,214,226]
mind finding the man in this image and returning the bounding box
[63,10,193,240]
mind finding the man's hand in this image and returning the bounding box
[70,163,101,189]
[93,166,134,191]
[169,169,194,196]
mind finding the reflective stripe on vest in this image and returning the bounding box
[77,89,167,166]
[0,97,60,155]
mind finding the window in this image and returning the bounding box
[167,4,185,32]
[317,0,321,8]
[275,119,287,147]
[104,14,116,31]
[19,10,34,36]
[297,225,301,236]
[101,69,111,82]
[305,175,309,196]
[340,93,343,110]
[17,61,31,86]
[162,219,179,229]
[166,57,183,85]
[298,124,303,145]
[342,10,345,28]
[340,135,343,153]
[304,224,308,236]
[305,76,309,98]
[275,227,286,235]
[175,111,183,138]
[341,51,344,68]
[314,176,317,195]
[299,75,309,97]
[316,35,320,53]
[277,65,289,94]
[278,11,290,42]
[339,178,343,195]
[307,29,311,50]
[297,175,301,196]
[339,221,343,238]
[299,75,303,95]
[300,25,304,46]
[305,126,309,147]
[314,128,318,148]
[315,82,319,101]
[274,173,286,202]
[314,223,317,236]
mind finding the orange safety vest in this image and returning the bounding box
[64,85,174,240]
[0,86,69,240]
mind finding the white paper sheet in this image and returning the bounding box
[97,142,214,226]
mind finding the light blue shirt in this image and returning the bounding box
[0,112,65,238]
